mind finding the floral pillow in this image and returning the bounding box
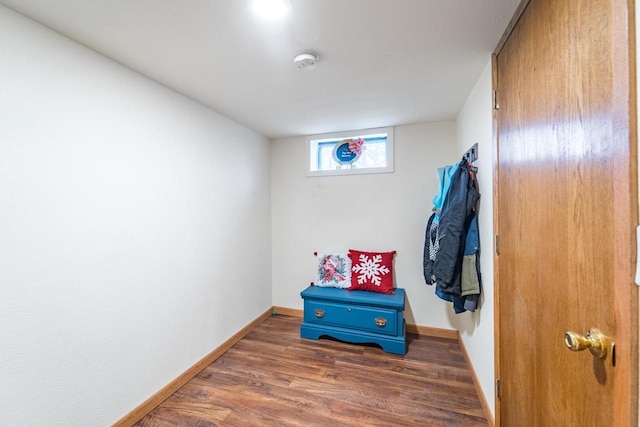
[347,249,396,294]
[314,252,352,288]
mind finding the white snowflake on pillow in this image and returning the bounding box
[352,253,390,286]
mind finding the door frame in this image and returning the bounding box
[492,0,639,425]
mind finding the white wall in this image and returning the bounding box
[455,61,495,417]
[0,6,271,426]
[271,122,460,327]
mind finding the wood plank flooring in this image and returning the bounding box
[135,315,487,426]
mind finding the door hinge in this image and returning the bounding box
[493,90,499,110]
[495,235,500,255]
[495,379,501,399]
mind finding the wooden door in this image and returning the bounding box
[494,0,638,425]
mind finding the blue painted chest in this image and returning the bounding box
[300,286,406,355]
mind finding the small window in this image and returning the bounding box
[306,127,394,176]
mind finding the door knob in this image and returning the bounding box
[564,328,610,359]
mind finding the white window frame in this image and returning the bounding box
[305,126,394,177]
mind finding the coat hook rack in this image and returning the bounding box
[463,143,478,164]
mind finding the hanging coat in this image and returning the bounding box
[423,164,459,286]
[432,159,479,296]
[424,158,481,313]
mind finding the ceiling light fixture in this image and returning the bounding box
[293,52,319,70]
[252,0,289,20]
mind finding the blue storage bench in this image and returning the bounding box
[300,286,406,355]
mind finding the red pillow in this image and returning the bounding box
[347,249,396,294]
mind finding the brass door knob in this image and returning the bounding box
[375,317,387,327]
[314,309,325,319]
[564,328,610,359]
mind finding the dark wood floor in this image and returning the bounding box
[135,315,487,426]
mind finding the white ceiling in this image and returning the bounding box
[0,0,520,139]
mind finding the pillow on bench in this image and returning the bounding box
[347,249,396,295]
[314,252,351,289]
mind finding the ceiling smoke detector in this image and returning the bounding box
[293,52,318,70]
